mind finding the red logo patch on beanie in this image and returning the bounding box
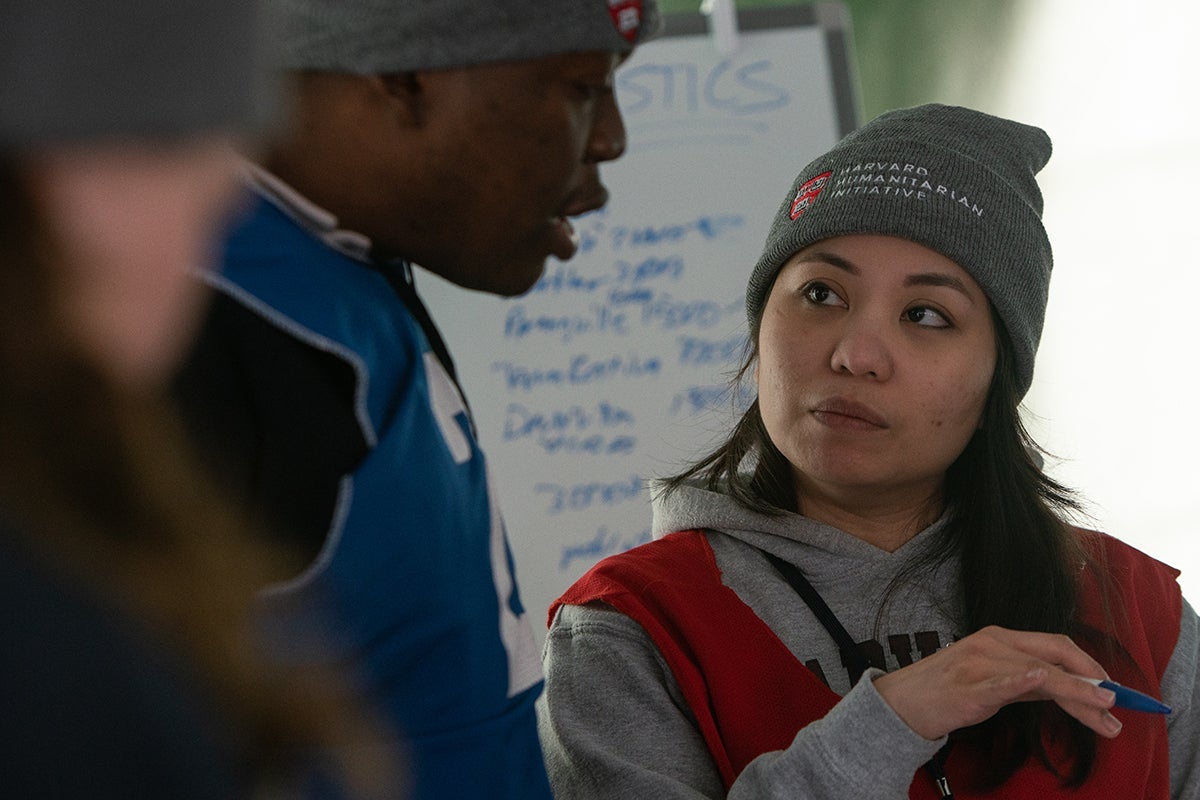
[607,0,643,42]
[789,171,831,219]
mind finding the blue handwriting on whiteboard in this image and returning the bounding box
[503,401,637,455]
[492,353,662,392]
[559,526,653,571]
[529,255,683,301]
[535,475,644,515]
[504,303,630,343]
[639,292,728,330]
[528,213,745,288]
[528,264,609,294]
[619,59,789,116]
[677,333,748,367]
[616,255,684,283]
[538,434,635,456]
[668,382,756,417]
[503,291,740,342]
[608,215,744,251]
[504,401,634,438]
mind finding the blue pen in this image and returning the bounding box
[1078,677,1171,714]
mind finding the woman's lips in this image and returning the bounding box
[810,397,889,430]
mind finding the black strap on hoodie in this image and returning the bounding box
[377,258,474,424]
[762,549,954,798]
[763,550,871,682]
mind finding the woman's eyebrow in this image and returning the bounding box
[904,272,975,304]
[797,252,859,274]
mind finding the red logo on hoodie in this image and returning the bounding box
[789,171,831,220]
[607,0,643,41]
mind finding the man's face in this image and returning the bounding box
[396,51,629,296]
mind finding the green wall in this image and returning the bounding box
[653,0,1021,120]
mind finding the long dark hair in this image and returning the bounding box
[0,157,400,795]
[660,301,1107,789]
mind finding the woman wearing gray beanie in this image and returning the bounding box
[0,1,401,796]
[539,104,1198,798]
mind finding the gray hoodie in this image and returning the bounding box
[538,482,1200,799]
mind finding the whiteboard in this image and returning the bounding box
[419,4,859,644]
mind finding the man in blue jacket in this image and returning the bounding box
[173,1,662,798]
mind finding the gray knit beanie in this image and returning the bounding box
[746,103,1053,399]
[0,0,276,146]
[274,0,663,73]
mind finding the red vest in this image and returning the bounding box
[551,529,1181,798]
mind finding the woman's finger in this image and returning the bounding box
[972,626,1108,681]
[874,626,1122,740]
[1018,668,1123,738]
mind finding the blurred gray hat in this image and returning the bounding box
[746,103,1054,399]
[275,0,663,73]
[0,0,276,146]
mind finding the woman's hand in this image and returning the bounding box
[872,625,1123,740]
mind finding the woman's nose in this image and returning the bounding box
[829,319,894,381]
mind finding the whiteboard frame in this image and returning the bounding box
[662,2,860,138]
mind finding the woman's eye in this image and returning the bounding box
[802,282,845,307]
[904,306,950,328]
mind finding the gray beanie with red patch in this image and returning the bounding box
[745,103,1054,399]
[0,0,276,146]
[275,0,663,73]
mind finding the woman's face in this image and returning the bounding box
[757,234,997,516]
[30,137,242,389]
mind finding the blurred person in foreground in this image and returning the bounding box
[0,1,402,796]
[170,1,662,797]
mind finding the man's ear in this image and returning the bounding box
[370,72,426,128]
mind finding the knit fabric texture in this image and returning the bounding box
[275,0,663,73]
[745,103,1054,398]
[0,0,276,145]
